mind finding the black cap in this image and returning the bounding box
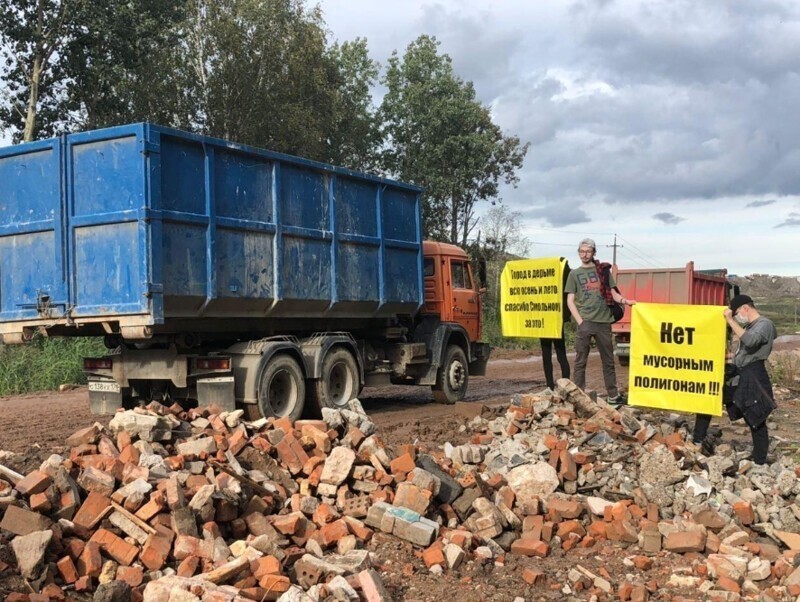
[729,294,754,314]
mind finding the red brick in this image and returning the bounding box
[275,434,310,475]
[116,565,144,587]
[422,541,445,568]
[65,538,85,561]
[29,491,52,513]
[273,512,303,535]
[176,556,200,578]
[119,444,140,465]
[75,575,92,592]
[251,556,282,579]
[664,530,706,553]
[77,541,102,577]
[319,519,350,547]
[510,538,549,557]
[73,491,112,530]
[389,453,415,475]
[547,497,582,520]
[57,556,79,584]
[556,520,586,539]
[15,470,52,496]
[258,574,291,594]
[140,534,172,570]
[523,568,545,585]
[632,555,653,570]
[733,501,755,525]
[717,576,741,594]
[90,528,138,566]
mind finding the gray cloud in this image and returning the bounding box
[746,200,776,208]
[521,202,591,227]
[775,212,800,228]
[320,0,800,230]
[653,212,685,225]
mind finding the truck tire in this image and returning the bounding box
[257,354,306,421]
[312,348,359,409]
[432,345,468,404]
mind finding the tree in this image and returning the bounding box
[0,0,186,142]
[379,35,528,244]
[477,204,532,262]
[325,38,381,171]
[64,0,186,130]
[0,0,72,142]
[184,0,335,160]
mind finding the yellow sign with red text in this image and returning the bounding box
[628,303,726,415]
[500,257,565,339]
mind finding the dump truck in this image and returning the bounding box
[0,123,490,417]
[611,262,730,365]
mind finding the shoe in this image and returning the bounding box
[607,394,627,406]
[700,437,716,456]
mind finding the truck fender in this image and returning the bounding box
[300,334,364,389]
[227,339,305,404]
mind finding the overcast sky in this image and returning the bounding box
[2,1,798,276]
[320,0,800,276]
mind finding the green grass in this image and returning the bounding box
[0,336,106,396]
[750,296,799,336]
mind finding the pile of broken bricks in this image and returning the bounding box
[2,378,800,601]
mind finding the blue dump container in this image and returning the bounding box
[0,124,423,341]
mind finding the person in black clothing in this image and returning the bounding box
[692,294,778,464]
[540,260,571,390]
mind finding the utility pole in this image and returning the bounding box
[606,234,623,266]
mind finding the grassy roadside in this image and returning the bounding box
[0,336,105,396]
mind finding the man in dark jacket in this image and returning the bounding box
[539,260,571,391]
[693,294,778,465]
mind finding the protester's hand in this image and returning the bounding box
[726,352,733,361]
[627,299,636,306]
[723,308,733,320]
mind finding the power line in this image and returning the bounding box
[617,248,655,269]
[618,245,661,269]
[616,234,663,266]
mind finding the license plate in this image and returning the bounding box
[89,380,120,393]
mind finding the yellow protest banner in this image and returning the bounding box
[628,303,726,415]
[500,257,566,339]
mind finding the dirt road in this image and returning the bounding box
[0,349,624,461]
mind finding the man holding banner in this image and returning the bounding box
[692,295,778,465]
[566,238,635,404]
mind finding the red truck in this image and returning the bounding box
[611,262,731,365]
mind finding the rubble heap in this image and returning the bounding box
[1,378,800,601]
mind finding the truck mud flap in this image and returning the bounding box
[469,342,491,376]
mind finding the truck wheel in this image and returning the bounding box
[257,355,305,421]
[312,348,359,409]
[432,345,468,404]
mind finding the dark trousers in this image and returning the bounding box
[574,321,618,397]
[540,327,570,390]
[693,413,770,464]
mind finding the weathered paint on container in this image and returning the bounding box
[0,124,423,335]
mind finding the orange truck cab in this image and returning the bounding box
[408,241,490,401]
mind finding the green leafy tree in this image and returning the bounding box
[380,35,528,244]
[325,38,381,170]
[0,0,186,141]
[0,0,73,142]
[64,0,186,130]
